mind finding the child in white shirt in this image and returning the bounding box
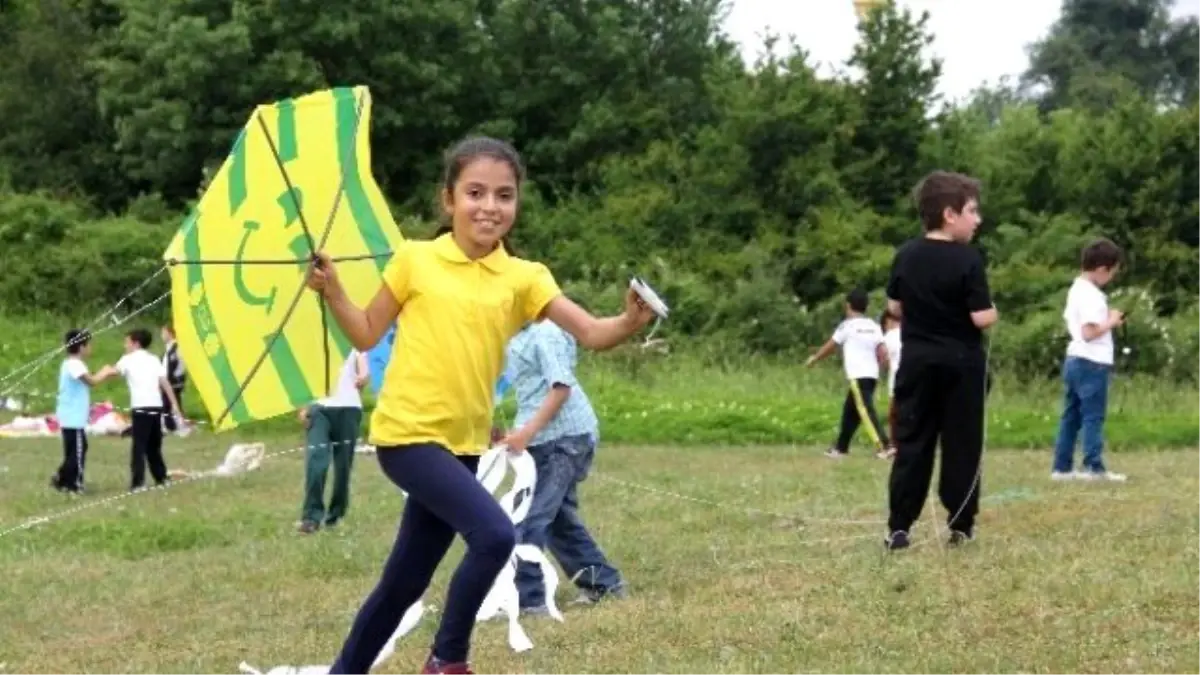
[1052,239,1127,482]
[109,328,183,491]
[881,309,902,458]
[806,289,891,459]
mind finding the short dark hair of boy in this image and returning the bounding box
[846,288,869,313]
[64,329,91,355]
[914,170,981,231]
[127,328,153,349]
[1080,238,1123,271]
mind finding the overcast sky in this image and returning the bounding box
[722,0,1200,106]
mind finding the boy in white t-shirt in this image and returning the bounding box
[109,328,183,491]
[806,289,891,459]
[1052,239,1127,482]
[297,349,368,533]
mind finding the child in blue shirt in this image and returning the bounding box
[502,319,625,612]
[50,329,115,494]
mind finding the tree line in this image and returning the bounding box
[0,0,1196,380]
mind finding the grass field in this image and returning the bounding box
[1,311,1197,672]
[1,429,1197,673]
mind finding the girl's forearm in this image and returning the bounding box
[578,314,641,351]
[323,288,374,351]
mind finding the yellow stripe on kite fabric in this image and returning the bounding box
[164,86,404,431]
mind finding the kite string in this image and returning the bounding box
[0,287,172,400]
[1,438,883,543]
[0,436,363,540]
[590,471,885,526]
[0,264,170,389]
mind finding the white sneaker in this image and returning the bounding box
[1075,470,1127,482]
[1051,471,1075,481]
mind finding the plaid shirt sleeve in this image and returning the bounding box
[533,330,579,390]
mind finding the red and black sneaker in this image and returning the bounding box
[420,655,473,674]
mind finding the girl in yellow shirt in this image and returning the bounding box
[307,136,655,675]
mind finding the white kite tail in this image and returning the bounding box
[239,446,561,672]
[238,601,426,675]
[473,447,564,652]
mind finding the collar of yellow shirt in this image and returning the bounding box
[431,232,515,274]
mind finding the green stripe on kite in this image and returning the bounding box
[256,114,316,409]
[325,307,353,361]
[277,98,299,162]
[183,211,252,425]
[263,330,315,407]
[228,130,248,216]
[334,87,390,273]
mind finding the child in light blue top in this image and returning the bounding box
[51,329,116,493]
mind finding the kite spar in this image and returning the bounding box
[162,86,406,431]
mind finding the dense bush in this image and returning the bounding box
[0,0,1194,384]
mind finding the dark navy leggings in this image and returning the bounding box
[328,443,516,673]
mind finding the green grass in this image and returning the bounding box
[0,312,1197,672]
[2,315,1197,450]
[0,431,1196,673]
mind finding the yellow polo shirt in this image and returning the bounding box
[369,234,562,454]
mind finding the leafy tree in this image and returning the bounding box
[842,1,941,218]
[1022,0,1200,110]
[0,0,126,207]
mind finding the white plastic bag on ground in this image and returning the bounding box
[170,443,266,481]
[213,443,266,476]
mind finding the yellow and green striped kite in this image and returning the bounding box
[162,86,404,431]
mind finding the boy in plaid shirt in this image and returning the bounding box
[502,319,626,613]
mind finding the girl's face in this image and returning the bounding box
[442,156,518,257]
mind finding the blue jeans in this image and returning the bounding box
[515,432,623,609]
[1053,356,1112,473]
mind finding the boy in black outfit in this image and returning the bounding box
[883,171,999,550]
